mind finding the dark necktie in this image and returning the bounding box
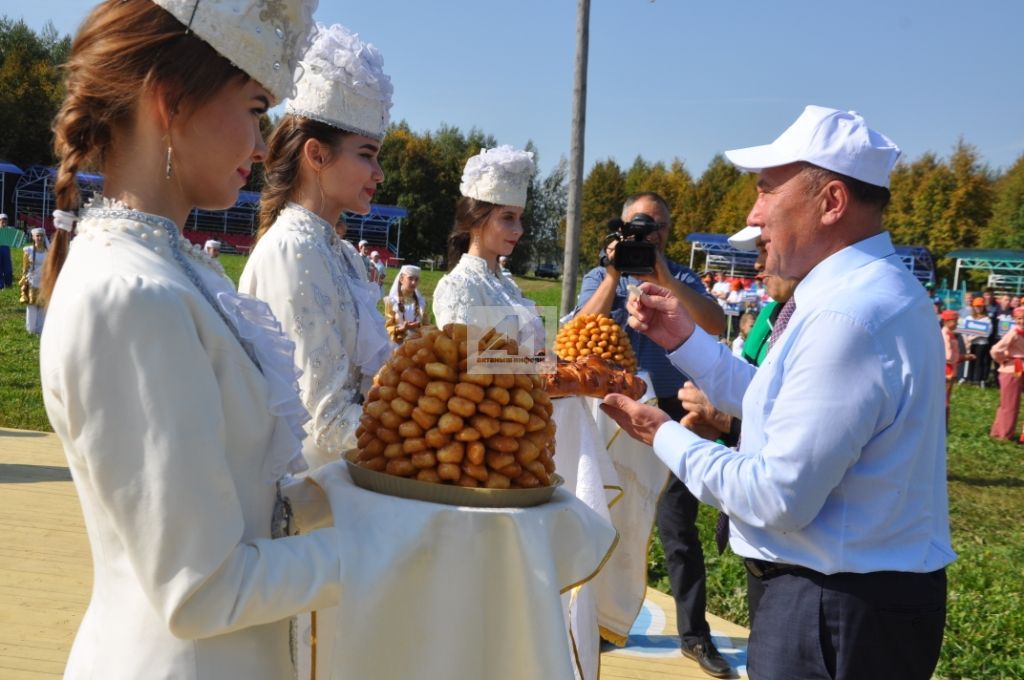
[768,298,797,348]
[715,298,797,554]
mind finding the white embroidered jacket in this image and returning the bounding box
[240,204,389,469]
[432,253,538,328]
[39,201,351,680]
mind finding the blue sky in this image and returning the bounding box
[17,1,1024,177]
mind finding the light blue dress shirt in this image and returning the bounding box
[652,232,956,574]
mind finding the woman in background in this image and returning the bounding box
[35,2,359,678]
[240,23,392,470]
[990,307,1024,440]
[385,264,426,343]
[21,227,48,333]
[432,145,540,339]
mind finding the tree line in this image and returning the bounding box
[3,18,1022,281]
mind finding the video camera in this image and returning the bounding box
[599,213,661,275]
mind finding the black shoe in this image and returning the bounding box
[681,635,733,678]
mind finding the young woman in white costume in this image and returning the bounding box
[384,263,426,343]
[21,227,48,333]
[240,23,391,471]
[38,2,360,678]
[431,145,540,333]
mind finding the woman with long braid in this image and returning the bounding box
[37,2,365,677]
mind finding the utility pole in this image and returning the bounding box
[560,0,590,318]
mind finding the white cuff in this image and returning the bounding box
[667,326,720,382]
[652,419,703,483]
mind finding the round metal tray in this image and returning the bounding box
[345,450,563,508]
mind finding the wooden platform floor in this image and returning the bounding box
[0,428,748,679]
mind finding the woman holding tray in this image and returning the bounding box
[432,145,545,352]
[35,1,370,678]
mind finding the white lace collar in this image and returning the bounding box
[279,202,338,241]
[456,253,502,278]
[78,196,226,277]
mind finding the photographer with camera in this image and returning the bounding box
[574,192,728,677]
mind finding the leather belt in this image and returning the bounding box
[743,558,810,580]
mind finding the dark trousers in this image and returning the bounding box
[746,567,947,680]
[655,397,710,644]
[967,340,991,383]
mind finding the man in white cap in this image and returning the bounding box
[357,239,376,282]
[204,239,221,258]
[369,249,385,289]
[602,106,953,679]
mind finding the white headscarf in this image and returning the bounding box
[29,227,50,249]
[388,265,426,319]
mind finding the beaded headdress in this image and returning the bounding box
[459,145,535,208]
[287,23,393,140]
[151,0,317,102]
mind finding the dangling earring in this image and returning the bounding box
[316,172,326,217]
[165,146,173,180]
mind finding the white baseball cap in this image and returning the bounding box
[727,226,761,252]
[724,105,901,189]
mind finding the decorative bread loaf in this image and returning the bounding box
[544,355,647,401]
[354,323,557,489]
[553,313,637,373]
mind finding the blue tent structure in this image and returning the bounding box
[9,164,407,258]
[0,161,25,217]
[947,248,1024,293]
[686,232,936,284]
[13,165,103,229]
[344,204,408,261]
[685,232,759,278]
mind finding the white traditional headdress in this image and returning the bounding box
[459,145,535,208]
[287,23,393,140]
[204,239,221,250]
[151,0,317,103]
[388,265,425,314]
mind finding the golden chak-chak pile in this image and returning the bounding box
[354,323,557,489]
[554,313,637,372]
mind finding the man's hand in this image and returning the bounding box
[680,412,726,441]
[626,281,696,350]
[603,241,620,278]
[678,381,733,437]
[600,393,671,446]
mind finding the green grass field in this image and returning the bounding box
[2,252,1022,678]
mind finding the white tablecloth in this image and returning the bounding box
[310,462,617,680]
[585,375,670,646]
[552,397,622,680]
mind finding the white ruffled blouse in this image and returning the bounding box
[432,253,538,327]
[240,203,390,469]
[38,198,346,680]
